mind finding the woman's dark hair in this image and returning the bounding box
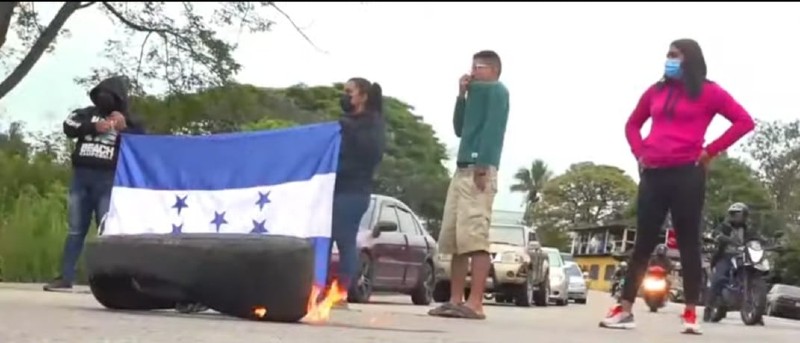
[348,77,383,112]
[658,38,707,99]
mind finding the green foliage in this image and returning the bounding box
[704,154,774,227]
[529,162,637,250]
[509,159,552,225]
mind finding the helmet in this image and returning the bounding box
[655,244,668,256]
[620,261,628,268]
[727,202,749,225]
[727,202,749,214]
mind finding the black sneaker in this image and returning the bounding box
[43,277,72,292]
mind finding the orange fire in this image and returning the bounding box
[302,280,347,324]
[253,306,267,318]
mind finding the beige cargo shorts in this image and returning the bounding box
[437,166,498,255]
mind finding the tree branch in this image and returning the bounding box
[267,2,327,54]
[0,1,19,50]
[0,1,82,101]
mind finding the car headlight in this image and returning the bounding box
[500,251,524,263]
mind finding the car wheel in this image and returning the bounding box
[432,280,450,303]
[533,274,549,307]
[347,252,374,304]
[514,275,534,307]
[575,298,587,305]
[495,294,508,303]
[411,262,434,305]
[555,297,568,306]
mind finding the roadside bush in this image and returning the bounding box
[0,185,69,282]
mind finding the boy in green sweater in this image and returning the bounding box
[429,50,510,320]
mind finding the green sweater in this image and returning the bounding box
[453,81,510,168]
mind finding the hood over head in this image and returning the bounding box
[89,75,130,115]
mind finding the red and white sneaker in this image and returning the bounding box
[599,305,635,329]
[681,308,702,334]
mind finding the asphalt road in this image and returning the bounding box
[0,283,797,343]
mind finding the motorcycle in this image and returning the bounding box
[611,278,624,300]
[705,238,771,326]
[642,265,669,312]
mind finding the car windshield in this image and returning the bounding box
[546,250,563,267]
[489,225,525,246]
[566,264,583,277]
[773,285,800,297]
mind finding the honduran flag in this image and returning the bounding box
[100,122,341,287]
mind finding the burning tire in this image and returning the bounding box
[86,234,315,323]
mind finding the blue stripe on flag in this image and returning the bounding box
[115,122,341,190]
[310,237,331,287]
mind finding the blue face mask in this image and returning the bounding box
[664,58,682,79]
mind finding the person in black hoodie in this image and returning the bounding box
[44,75,145,291]
[331,77,386,304]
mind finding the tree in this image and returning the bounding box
[532,162,637,250]
[0,2,318,100]
[509,159,552,225]
[704,154,774,231]
[742,119,800,212]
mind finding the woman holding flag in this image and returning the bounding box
[330,77,386,307]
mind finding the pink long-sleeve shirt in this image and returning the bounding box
[625,80,755,168]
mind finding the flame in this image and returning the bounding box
[302,279,347,324]
[253,306,267,319]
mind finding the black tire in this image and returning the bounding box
[348,252,374,304]
[514,275,535,307]
[741,272,768,326]
[432,280,450,303]
[575,298,587,304]
[89,274,175,310]
[533,274,549,307]
[644,295,660,313]
[495,294,508,303]
[410,262,434,305]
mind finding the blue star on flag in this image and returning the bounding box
[256,191,271,211]
[211,211,228,232]
[172,195,189,215]
[171,223,184,235]
[251,219,268,234]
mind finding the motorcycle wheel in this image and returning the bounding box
[740,270,767,326]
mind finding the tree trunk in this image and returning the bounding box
[0,1,81,101]
[0,2,18,50]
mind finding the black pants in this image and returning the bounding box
[621,164,705,305]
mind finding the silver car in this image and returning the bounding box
[564,262,588,304]
[543,248,569,306]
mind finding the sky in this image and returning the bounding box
[2,2,800,212]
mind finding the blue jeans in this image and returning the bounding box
[331,192,370,291]
[708,258,734,304]
[59,168,115,283]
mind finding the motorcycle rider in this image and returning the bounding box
[648,244,674,289]
[703,202,755,322]
[611,261,628,296]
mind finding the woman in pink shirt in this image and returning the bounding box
[599,39,755,334]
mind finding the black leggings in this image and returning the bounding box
[621,164,705,305]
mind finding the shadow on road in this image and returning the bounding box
[72,305,446,334]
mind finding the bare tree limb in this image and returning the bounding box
[0,1,83,100]
[0,1,19,50]
[267,2,328,54]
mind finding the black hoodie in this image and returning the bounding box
[63,76,145,171]
[335,110,386,194]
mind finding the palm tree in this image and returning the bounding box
[510,159,553,224]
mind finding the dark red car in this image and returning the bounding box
[330,194,437,305]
